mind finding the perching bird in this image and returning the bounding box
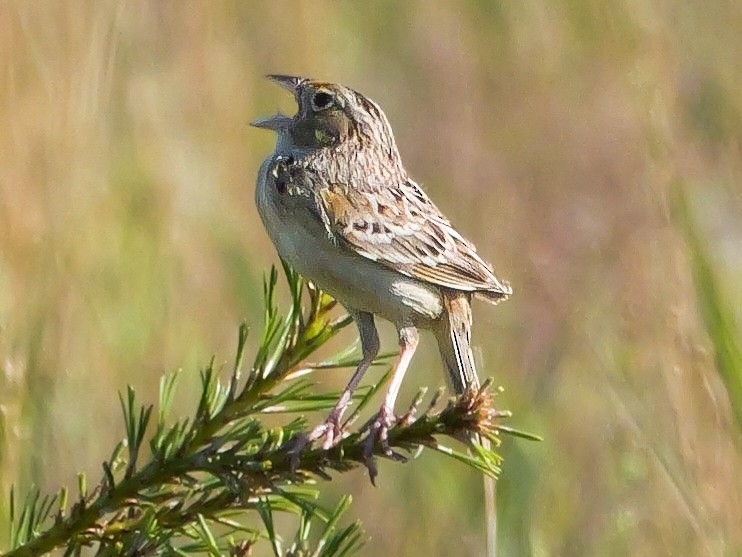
[253,75,511,454]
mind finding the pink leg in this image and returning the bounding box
[290,311,379,465]
[366,326,419,456]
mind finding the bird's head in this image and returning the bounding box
[252,75,398,155]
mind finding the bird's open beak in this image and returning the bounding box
[251,74,308,130]
[266,74,307,92]
[250,114,293,130]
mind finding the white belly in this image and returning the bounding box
[256,168,443,326]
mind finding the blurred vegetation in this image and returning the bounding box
[1,268,506,557]
[0,1,740,556]
[673,187,742,428]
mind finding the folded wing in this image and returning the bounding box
[318,179,512,302]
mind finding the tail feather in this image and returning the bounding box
[434,292,478,394]
[435,291,498,557]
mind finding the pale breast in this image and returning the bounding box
[296,235,445,327]
[256,159,443,326]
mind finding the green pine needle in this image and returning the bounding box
[1,265,521,557]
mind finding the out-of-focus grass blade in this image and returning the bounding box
[673,186,742,428]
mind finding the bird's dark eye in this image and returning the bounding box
[311,91,334,111]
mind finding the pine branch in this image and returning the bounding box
[2,265,513,557]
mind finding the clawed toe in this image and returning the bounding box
[288,413,345,470]
[364,408,395,457]
[363,406,405,484]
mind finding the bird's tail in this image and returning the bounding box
[434,291,497,557]
[434,292,478,394]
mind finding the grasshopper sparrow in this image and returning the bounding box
[253,75,511,456]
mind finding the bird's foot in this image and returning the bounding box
[363,406,406,484]
[288,409,345,470]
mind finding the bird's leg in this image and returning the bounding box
[365,326,419,458]
[290,311,379,465]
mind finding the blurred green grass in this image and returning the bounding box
[673,186,742,426]
[1,1,741,556]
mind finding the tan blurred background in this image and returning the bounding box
[1,1,741,555]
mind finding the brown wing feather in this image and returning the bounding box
[319,179,511,301]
